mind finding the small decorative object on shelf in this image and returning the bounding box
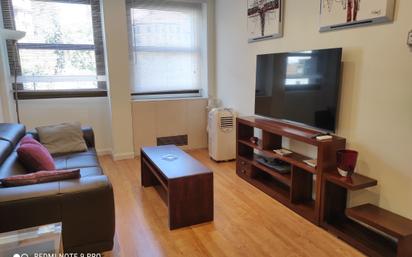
[316,135,332,141]
[337,149,358,177]
[273,148,292,156]
[303,159,317,168]
[249,136,259,145]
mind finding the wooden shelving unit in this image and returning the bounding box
[321,171,412,257]
[236,116,346,224]
[237,116,412,256]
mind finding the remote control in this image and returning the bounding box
[316,135,333,141]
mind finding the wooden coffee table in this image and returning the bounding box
[141,145,213,230]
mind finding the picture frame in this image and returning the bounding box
[319,0,395,32]
[247,0,283,43]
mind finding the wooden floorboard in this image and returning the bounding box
[100,149,364,257]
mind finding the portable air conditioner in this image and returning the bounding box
[208,108,237,161]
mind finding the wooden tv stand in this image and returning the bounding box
[236,116,412,257]
[236,116,346,224]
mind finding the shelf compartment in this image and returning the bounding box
[293,200,316,222]
[238,138,262,149]
[324,217,397,257]
[263,149,316,174]
[237,122,254,141]
[251,159,291,186]
[346,204,412,239]
[324,171,377,190]
[249,168,290,203]
[291,166,313,203]
[237,141,254,160]
[238,139,316,174]
[262,130,282,150]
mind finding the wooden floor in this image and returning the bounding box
[100,149,364,257]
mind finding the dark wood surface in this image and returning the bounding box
[346,204,412,238]
[237,139,316,173]
[142,145,211,179]
[251,159,292,186]
[236,116,345,225]
[141,145,213,230]
[238,116,346,146]
[321,169,412,257]
[323,217,397,257]
[324,171,377,190]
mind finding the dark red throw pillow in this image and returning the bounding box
[0,169,80,187]
[17,135,56,171]
[20,135,39,145]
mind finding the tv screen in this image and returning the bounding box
[255,48,342,132]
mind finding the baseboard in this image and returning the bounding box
[112,152,135,161]
[96,148,112,156]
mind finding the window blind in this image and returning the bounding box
[0,0,106,96]
[126,0,205,97]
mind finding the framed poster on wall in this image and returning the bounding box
[248,0,283,42]
[319,0,395,32]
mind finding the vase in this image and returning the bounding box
[337,150,358,177]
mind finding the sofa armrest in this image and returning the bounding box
[58,176,115,253]
[0,181,60,202]
[81,126,95,148]
[0,176,114,241]
[28,126,95,148]
[0,181,62,233]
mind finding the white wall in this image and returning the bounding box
[100,0,135,160]
[215,0,412,218]
[19,97,112,154]
[132,98,208,154]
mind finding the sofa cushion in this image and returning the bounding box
[0,169,80,187]
[0,140,13,167]
[17,138,56,172]
[0,151,27,179]
[54,154,99,170]
[36,122,88,155]
[0,124,26,147]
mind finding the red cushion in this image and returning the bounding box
[17,136,56,172]
[20,135,40,145]
[0,169,80,187]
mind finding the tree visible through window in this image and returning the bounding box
[1,0,106,96]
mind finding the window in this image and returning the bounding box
[127,0,206,98]
[1,0,106,99]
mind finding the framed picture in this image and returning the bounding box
[319,0,395,32]
[247,0,283,42]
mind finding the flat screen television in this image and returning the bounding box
[255,48,342,132]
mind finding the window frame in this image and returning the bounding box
[1,0,107,99]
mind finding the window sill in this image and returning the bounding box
[132,96,208,103]
[14,90,108,100]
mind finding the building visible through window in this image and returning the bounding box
[127,0,206,98]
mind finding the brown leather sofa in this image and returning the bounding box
[0,123,115,253]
